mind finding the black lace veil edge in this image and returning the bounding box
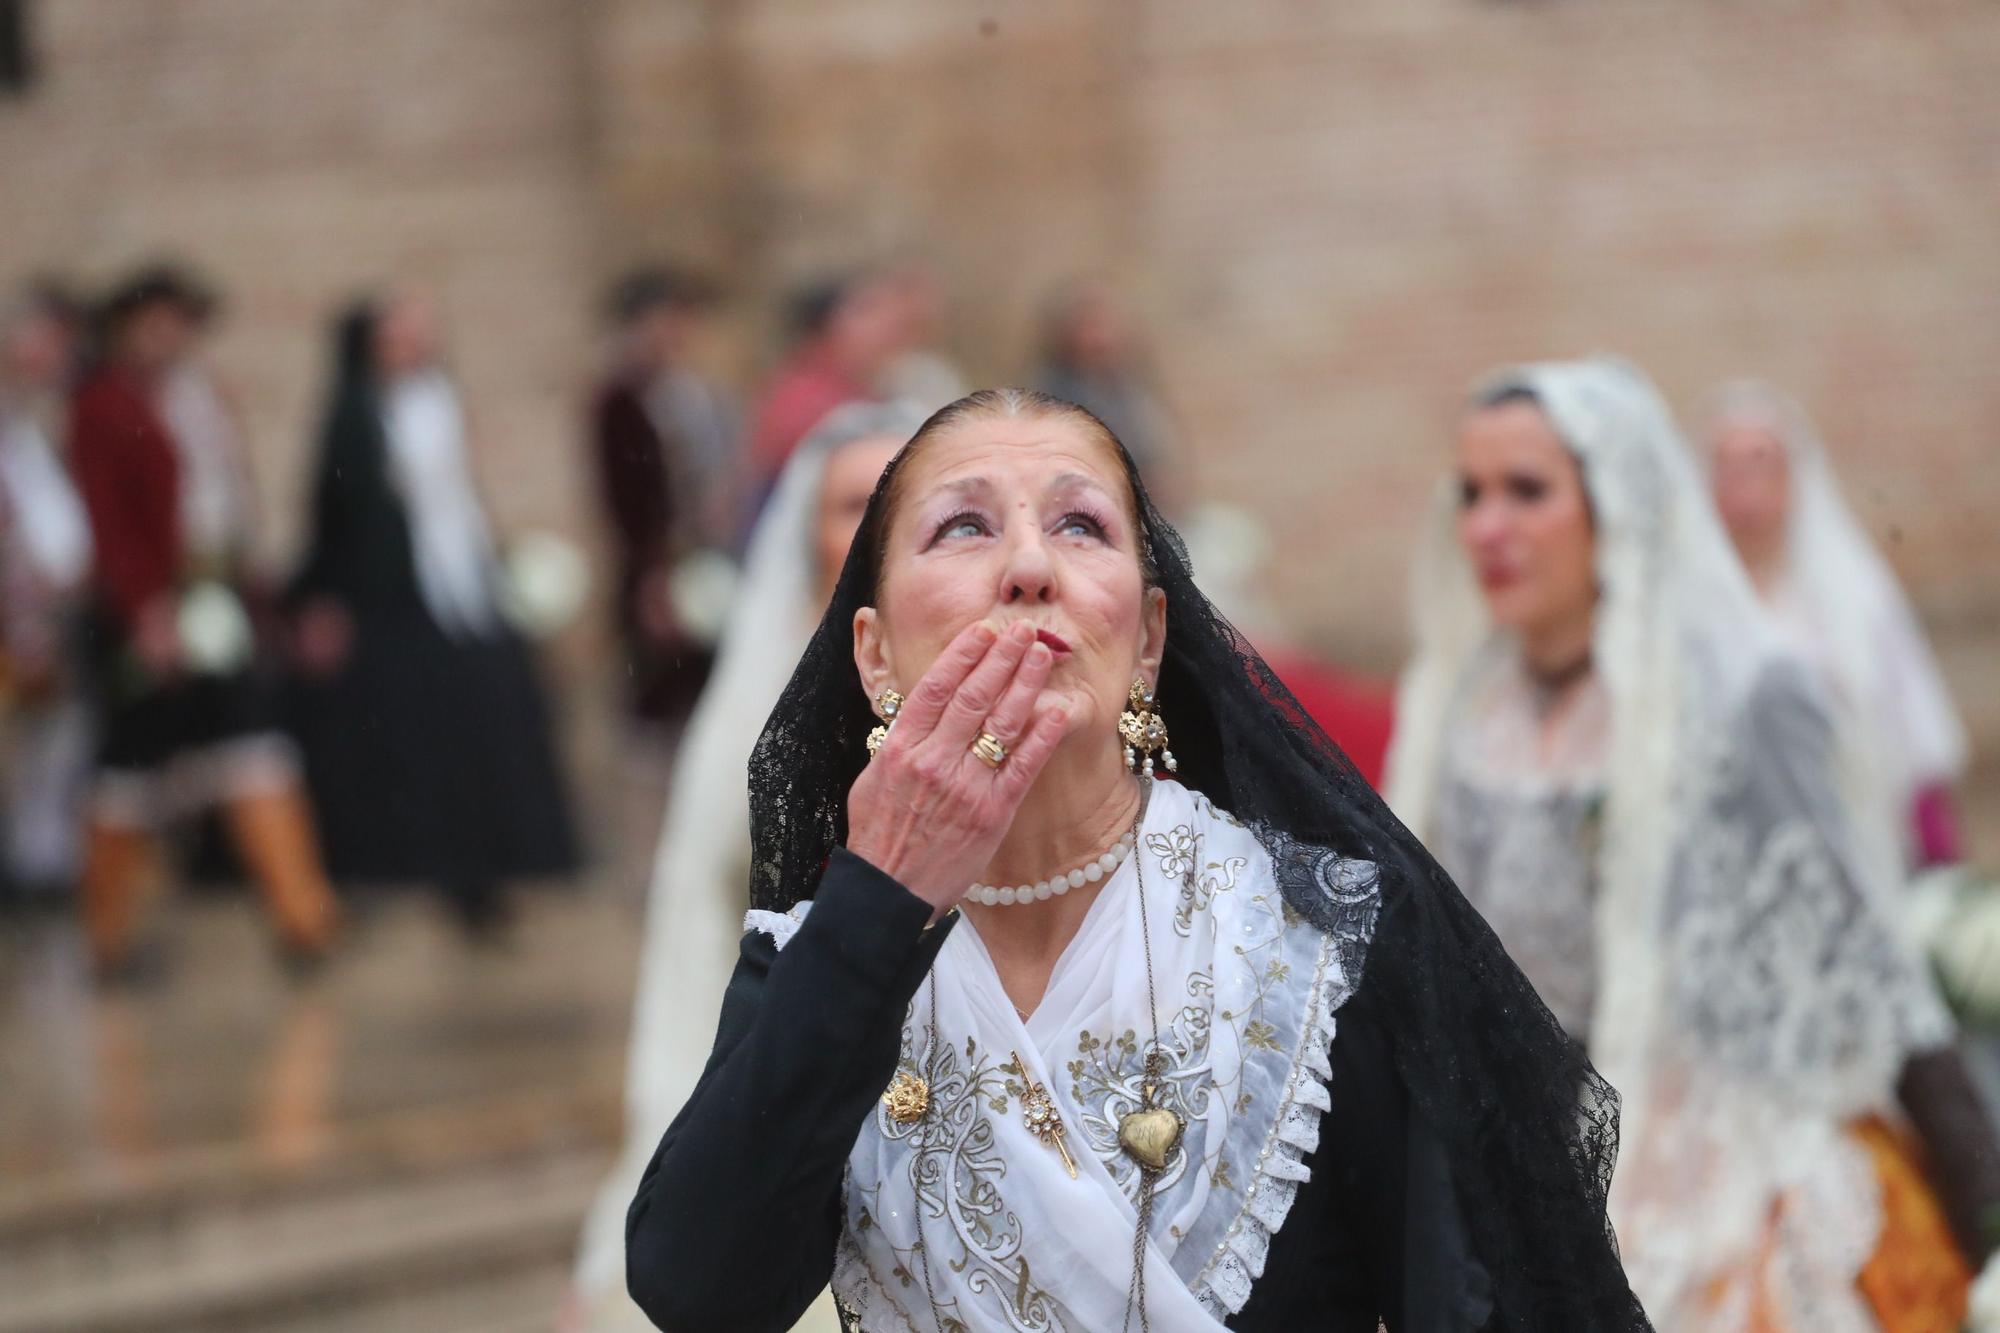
[747,398,1650,1331]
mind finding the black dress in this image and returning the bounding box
[625,851,1495,1333]
[288,338,579,892]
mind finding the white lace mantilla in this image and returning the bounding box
[748,779,1374,1332]
[1389,359,1953,1330]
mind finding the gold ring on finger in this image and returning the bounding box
[971,732,1009,769]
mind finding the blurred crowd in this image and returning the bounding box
[0,252,1974,977]
[0,258,1256,978]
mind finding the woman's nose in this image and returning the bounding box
[1000,531,1056,604]
[1462,500,1509,550]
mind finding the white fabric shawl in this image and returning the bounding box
[778,777,1363,1333]
[1387,358,1952,1331]
[160,366,253,564]
[0,410,91,590]
[382,370,497,639]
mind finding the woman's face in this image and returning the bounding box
[813,434,903,602]
[373,291,440,377]
[1708,419,1791,560]
[854,413,1165,751]
[1455,399,1598,638]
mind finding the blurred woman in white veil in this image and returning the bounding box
[565,400,926,1333]
[1388,357,1995,1331]
[1701,382,1969,870]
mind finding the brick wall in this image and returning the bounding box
[4,0,1995,842]
[593,0,2000,845]
[0,0,600,559]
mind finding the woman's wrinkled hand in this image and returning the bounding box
[846,620,1070,919]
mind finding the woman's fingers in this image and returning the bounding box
[892,620,999,740]
[996,697,1071,798]
[977,640,1055,751]
[930,621,1036,749]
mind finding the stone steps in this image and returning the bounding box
[0,1090,618,1333]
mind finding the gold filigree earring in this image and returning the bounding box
[866,689,904,758]
[1118,678,1176,777]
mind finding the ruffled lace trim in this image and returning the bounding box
[743,899,813,951]
[830,1214,922,1333]
[1188,933,1351,1320]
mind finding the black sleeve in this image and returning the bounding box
[1899,1046,2000,1263]
[625,850,955,1333]
[1334,980,1491,1333]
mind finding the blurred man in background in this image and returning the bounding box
[590,268,739,745]
[69,265,339,977]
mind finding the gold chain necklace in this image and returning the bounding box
[898,781,1183,1333]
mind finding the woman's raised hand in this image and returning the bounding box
[846,620,1071,918]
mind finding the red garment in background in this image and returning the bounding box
[1911,783,1965,869]
[1263,650,1397,791]
[747,351,869,490]
[69,366,182,628]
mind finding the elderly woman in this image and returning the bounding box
[625,389,1644,1332]
[1701,383,1970,871]
[568,400,927,1333]
[1387,359,1996,1331]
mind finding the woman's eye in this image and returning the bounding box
[934,513,987,542]
[1458,478,1482,508]
[1506,475,1548,503]
[1056,512,1105,539]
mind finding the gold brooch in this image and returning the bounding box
[1013,1051,1079,1178]
[881,1069,930,1123]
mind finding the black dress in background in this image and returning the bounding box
[287,312,579,910]
[590,372,710,731]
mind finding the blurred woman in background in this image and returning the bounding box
[289,289,579,936]
[1387,357,1996,1330]
[746,275,903,508]
[1702,382,1969,871]
[563,400,924,1333]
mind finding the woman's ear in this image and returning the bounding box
[853,605,897,705]
[1137,585,1167,686]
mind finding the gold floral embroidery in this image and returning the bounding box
[859,1025,1067,1329]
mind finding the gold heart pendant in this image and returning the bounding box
[1117,1106,1184,1173]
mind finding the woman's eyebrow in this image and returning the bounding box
[921,475,989,504]
[1043,471,1109,498]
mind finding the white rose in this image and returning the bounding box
[177,582,254,675]
[499,531,590,639]
[1969,1252,2000,1331]
[668,549,738,648]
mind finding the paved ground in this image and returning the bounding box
[0,729,671,1333]
[0,742,1992,1332]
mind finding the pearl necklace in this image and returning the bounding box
[966,832,1137,906]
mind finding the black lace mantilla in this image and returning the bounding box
[746,393,1650,1330]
